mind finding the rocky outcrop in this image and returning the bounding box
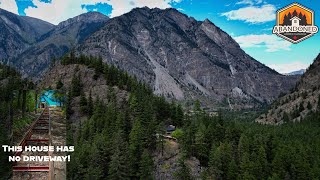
[257,54,320,124]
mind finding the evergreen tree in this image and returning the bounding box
[175,104,184,127]
[175,155,193,180]
[109,130,130,180]
[227,159,238,180]
[80,92,87,114]
[239,152,255,179]
[209,143,232,179]
[139,149,154,180]
[56,79,64,89]
[128,119,143,177]
[283,112,290,122]
[71,74,82,97]
[307,101,312,110]
[238,134,250,162]
[87,91,93,117]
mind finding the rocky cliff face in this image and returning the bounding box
[77,7,298,109]
[0,8,53,61]
[257,54,320,124]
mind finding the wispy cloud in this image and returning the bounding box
[221,4,276,23]
[1,0,183,25]
[233,34,292,52]
[267,62,310,74]
[236,0,263,6]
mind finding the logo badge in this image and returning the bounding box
[272,3,318,44]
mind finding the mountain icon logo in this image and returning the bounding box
[272,3,318,44]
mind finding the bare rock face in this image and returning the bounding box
[257,54,320,124]
[77,7,298,109]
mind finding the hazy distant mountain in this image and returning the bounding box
[77,7,298,109]
[1,7,299,109]
[13,12,109,77]
[285,69,306,76]
[257,54,320,124]
[0,8,54,61]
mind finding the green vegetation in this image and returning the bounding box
[181,106,320,179]
[62,54,183,179]
[0,64,36,178]
[13,116,33,129]
[172,128,183,140]
[60,53,320,179]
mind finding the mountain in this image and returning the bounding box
[12,12,109,77]
[0,8,54,61]
[285,69,306,76]
[257,54,320,124]
[1,7,298,109]
[76,7,298,109]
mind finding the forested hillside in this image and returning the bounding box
[0,64,36,178]
[46,54,320,180]
[49,54,184,179]
[180,109,320,179]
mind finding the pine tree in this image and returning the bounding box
[128,119,143,177]
[175,104,184,127]
[255,146,268,179]
[71,74,82,97]
[283,112,290,123]
[227,159,238,180]
[56,79,64,89]
[307,101,312,110]
[87,91,93,117]
[209,143,232,179]
[80,92,87,114]
[175,155,193,180]
[139,149,154,180]
[299,102,304,112]
[239,152,254,179]
[238,134,250,162]
[109,130,130,180]
[194,100,201,112]
[195,123,209,164]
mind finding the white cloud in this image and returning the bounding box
[0,0,18,14]
[20,0,182,25]
[267,62,310,74]
[234,34,292,52]
[236,0,263,6]
[221,4,276,23]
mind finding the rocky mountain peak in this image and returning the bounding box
[76,7,298,109]
[57,11,108,29]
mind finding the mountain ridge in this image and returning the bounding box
[257,53,320,124]
[0,7,299,109]
[76,7,298,109]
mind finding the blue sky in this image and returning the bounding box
[0,0,319,73]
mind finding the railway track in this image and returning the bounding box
[12,107,54,180]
